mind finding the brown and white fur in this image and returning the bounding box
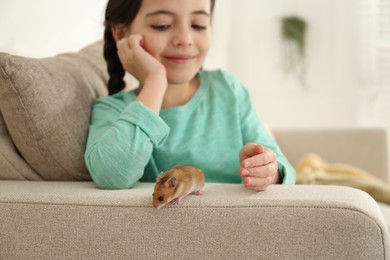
[152,165,205,209]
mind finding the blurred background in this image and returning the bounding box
[0,0,389,132]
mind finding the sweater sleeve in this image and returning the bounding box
[226,73,296,184]
[84,98,169,189]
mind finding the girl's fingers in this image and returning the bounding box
[239,162,277,178]
[242,176,273,191]
[116,34,144,57]
[239,143,265,162]
[242,148,276,168]
[127,34,144,49]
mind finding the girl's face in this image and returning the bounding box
[127,0,211,85]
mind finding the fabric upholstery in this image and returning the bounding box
[0,181,388,259]
[0,41,108,180]
[0,113,41,180]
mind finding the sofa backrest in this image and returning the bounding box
[274,128,390,183]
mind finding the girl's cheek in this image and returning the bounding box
[142,42,153,55]
[142,40,160,58]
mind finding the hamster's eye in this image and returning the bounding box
[152,193,154,196]
[158,196,164,202]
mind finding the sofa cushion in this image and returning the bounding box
[0,112,42,180]
[0,41,108,180]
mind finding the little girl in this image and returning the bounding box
[85,0,296,190]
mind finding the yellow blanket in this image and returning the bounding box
[295,153,390,205]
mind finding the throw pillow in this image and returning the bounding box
[0,41,108,180]
[0,112,42,180]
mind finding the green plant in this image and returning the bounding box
[281,16,308,87]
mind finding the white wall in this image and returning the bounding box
[0,0,107,57]
[205,0,361,129]
[0,0,362,129]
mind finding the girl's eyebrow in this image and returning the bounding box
[145,10,210,17]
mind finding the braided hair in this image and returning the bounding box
[103,0,216,95]
[104,0,142,95]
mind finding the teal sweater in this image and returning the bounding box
[85,70,296,189]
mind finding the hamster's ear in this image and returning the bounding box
[156,171,166,183]
[111,24,128,42]
[168,177,176,188]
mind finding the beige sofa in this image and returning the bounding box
[1,42,389,259]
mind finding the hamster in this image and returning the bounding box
[152,165,205,209]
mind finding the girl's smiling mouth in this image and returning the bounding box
[165,54,195,64]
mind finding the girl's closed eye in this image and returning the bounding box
[151,24,171,31]
[192,24,207,31]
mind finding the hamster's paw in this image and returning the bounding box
[193,190,203,195]
[171,197,182,205]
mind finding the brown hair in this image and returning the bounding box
[103,0,216,95]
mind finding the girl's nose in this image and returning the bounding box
[172,27,193,47]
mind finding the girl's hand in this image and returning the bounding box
[116,34,166,84]
[239,143,281,191]
[116,34,167,114]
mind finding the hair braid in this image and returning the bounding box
[104,27,125,95]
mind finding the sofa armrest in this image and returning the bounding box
[0,181,389,259]
[273,128,389,183]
